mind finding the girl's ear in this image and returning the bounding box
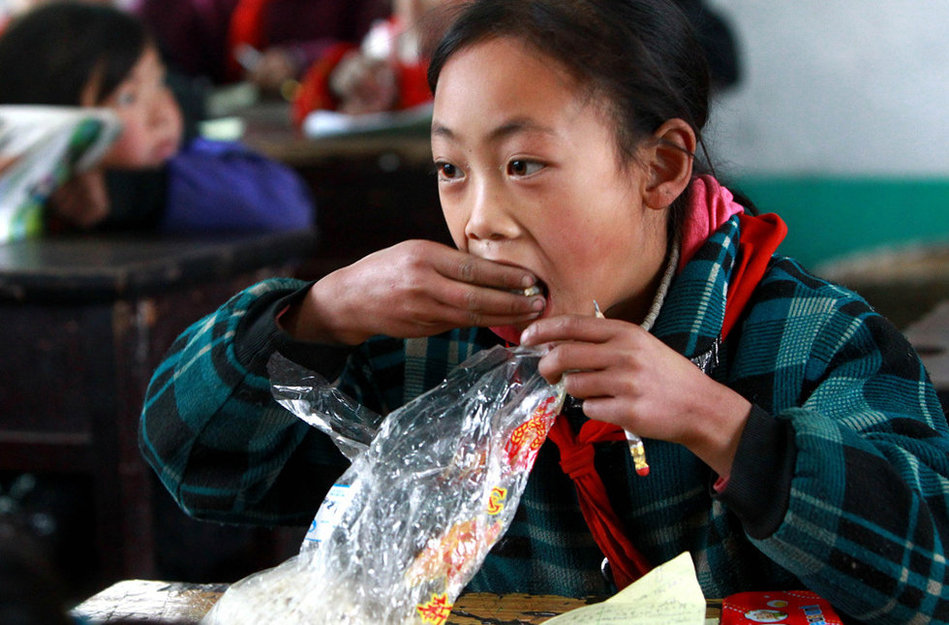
[641,118,696,209]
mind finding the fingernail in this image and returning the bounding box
[530,297,545,312]
[522,274,535,288]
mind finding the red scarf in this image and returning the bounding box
[546,178,787,589]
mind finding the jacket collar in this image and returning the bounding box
[651,214,741,360]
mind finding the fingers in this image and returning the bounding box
[430,252,545,325]
[535,341,622,388]
[539,341,616,378]
[434,280,544,319]
[396,240,543,315]
[393,279,542,330]
[331,53,398,114]
[572,395,628,424]
[250,49,296,91]
[435,248,538,291]
[316,241,547,340]
[49,172,110,228]
[521,316,650,386]
[520,314,613,346]
[434,294,544,329]
[560,368,633,402]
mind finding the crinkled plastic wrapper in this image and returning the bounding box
[203,345,565,625]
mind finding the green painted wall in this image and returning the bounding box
[732,177,949,270]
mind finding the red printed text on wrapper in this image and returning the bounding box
[406,519,503,586]
[417,593,453,625]
[486,487,508,515]
[504,395,559,469]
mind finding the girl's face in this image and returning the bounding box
[431,37,669,329]
[85,46,183,170]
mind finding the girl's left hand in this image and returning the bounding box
[48,171,109,228]
[519,314,752,477]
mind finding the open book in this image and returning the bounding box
[0,106,121,242]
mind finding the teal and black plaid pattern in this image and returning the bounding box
[140,216,949,624]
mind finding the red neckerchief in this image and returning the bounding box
[546,211,787,589]
[546,417,648,588]
[226,0,273,82]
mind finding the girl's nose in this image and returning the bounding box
[464,180,519,243]
[151,87,180,128]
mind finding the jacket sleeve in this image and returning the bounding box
[161,138,316,234]
[724,260,949,625]
[138,277,354,526]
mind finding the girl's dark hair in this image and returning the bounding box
[427,0,719,237]
[0,1,149,106]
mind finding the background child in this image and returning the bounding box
[134,0,386,94]
[0,1,315,235]
[291,0,738,124]
[139,1,949,623]
[290,0,458,125]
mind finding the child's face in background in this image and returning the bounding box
[86,46,183,170]
[432,37,669,326]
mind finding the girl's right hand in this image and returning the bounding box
[281,239,546,345]
[330,51,399,115]
[248,47,298,94]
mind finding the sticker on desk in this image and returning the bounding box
[305,483,351,544]
[721,591,842,625]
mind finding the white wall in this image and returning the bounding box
[704,1,949,177]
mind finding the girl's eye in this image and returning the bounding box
[507,159,544,177]
[435,161,463,181]
[115,90,136,107]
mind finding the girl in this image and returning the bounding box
[0,2,314,234]
[139,1,949,623]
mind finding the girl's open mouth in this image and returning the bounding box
[491,280,549,344]
[508,282,547,299]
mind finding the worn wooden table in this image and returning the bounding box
[72,579,723,624]
[904,299,949,411]
[818,243,949,330]
[0,231,316,587]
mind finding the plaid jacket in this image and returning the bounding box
[140,215,949,625]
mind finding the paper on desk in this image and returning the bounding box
[302,102,432,138]
[543,551,707,625]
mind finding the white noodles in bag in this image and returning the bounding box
[203,345,564,625]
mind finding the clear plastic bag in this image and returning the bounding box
[203,345,565,625]
[267,353,384,461]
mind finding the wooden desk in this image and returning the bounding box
[0,231,316,588]
[72,579,724,624]
[904,299,949,411]
[239,102,433,168]
[818,243,949,329]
